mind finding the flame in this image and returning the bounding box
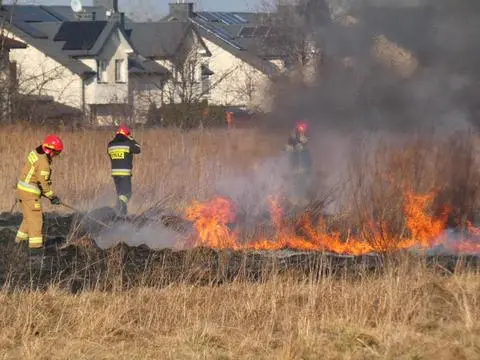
[401,192,448,248]
[269,196,284,230]
[183,189,480,255]
[184,197,238,249]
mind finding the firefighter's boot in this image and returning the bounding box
[116,195,128,218]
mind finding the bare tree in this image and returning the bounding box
[259,0,329,70]
[163,40,238,105]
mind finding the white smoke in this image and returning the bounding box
[95,221,180,249]
[425,229,480,256]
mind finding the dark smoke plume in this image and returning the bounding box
[268,0,480,133]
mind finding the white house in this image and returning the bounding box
[0,1,327,124]
[126,21,213,118]
[0,3,168,124]
[163,2,286,112]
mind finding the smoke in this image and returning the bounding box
[94,221,180,249]
[425,229,480,256]
[79,1,480,253]
[269,0,480,133]
[213,155,294,225]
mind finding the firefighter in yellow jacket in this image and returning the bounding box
[15,135,64,250]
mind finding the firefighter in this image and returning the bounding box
[107,124,141,217]
[285,121,312,205]
[15,135,63,251]
[225,111,234,128]
[286,121,312,171]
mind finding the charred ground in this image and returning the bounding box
[0,210,479,293]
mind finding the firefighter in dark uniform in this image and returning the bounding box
[285,121,312,205]
[107,124,141,217]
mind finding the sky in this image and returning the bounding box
[13,0,267,17]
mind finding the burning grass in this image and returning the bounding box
[176,130,480,256]
[182,189,480,255]
[3,126,480,256]
[2,126,480,357]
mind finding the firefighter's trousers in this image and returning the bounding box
[113,175,132,217]
[15,190,43,249]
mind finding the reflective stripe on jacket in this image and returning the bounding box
[108,134,141,177]
[111,169,132,176]
[17,147,55,198]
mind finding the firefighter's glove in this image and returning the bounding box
[50,196,61,205]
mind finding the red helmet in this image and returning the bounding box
[42,135,64,154]
[116,124,131,137]
[295,121,307,133]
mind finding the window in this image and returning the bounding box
[96,60,108,83]
[188,61,196,82]
[171,64,178,83]
[9,61,18,89]
[201,74,211,95]
[115,59,125,83]
[200,64,213,95]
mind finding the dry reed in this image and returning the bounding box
[0,261,478,359]
[1,126,284,213]
[1,126,480,359]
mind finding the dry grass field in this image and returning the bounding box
[0,262,479,359]
[1,126,284,213]
[1,125,480,359]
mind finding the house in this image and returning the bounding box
[0,34,27,121]
[161,2,332,112]
[0,3,168,124]
[162,2,286,112]
[0,1,326,124]
[125,21,213,118]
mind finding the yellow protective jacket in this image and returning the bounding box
[17,146,55,199]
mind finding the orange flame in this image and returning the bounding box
[184,190,480,255]
[185,197,238,249]
[401,192,448,248]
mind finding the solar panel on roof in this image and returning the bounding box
[13,21,48,39]
[233,14,248,24]
[54,21,107,51]
[190,19,242,50]
[239,26,255,37]
[196,13,209,22]
[222,13,245,25]
[217,12,234,24]
[198,12,219,22]
[222,13,240,24]
[209,12,230,25]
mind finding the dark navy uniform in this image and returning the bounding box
[285,130,312,206]
[286,132,312,173]
[107,133,141,216]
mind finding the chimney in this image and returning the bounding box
[120,12,125,29]
[168,2,194,20]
